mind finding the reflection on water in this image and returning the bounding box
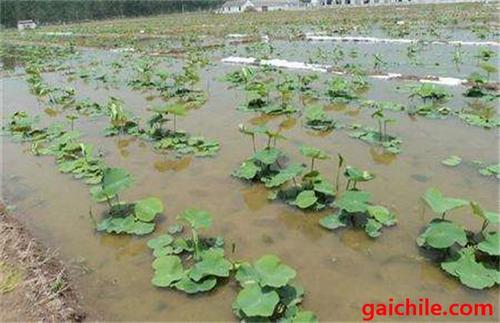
[278,117,297,131]
[153,156,192,172]
[241,184,269,211]
[369,147,398,165]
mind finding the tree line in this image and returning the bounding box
[1,0,224,28]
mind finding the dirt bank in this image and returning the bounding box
[0,203,86,322]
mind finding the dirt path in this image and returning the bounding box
[0,204,87,322]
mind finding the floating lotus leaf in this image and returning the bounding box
[265,164,305,188]
[294,190,318,209]
[365,218,383,238]
[188,248,232,282]
[291,311,318,323]
[441,249,497,290]
[306,106,327,120]
[151,255,184,287]
[485,211,500,224]
[478,163,500,178]
[299,145,329,160]
[233,161,260,180]
[367,205,397,226]
[147,234,174,250]
[178,208,213,230]
[97,215,155,235]
[278,282,304,308]
[344,166,375,182]
[253,148,282,165]
[319,213,346,230]
[234,284,280,317]
[313,180,335,196]
[477,232,499,256]
[134,197,163,222]
[422,188,468,215]
[417,221,467,249]
[441,155,462,167]
[335,191,371,213]
[254,255,296,288]
[168,224,184,234]
[235,262,261,287]
[153,103,187,116]
[173,275,217,294]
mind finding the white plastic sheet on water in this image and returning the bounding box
[221,56,466,86]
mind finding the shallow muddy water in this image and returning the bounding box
[1,47,499,321]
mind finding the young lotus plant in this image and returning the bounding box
[304,105,338,131]
[232,125,287,183]
[233,255,317,322]
[91,168,163,235]
[416,188,499,290]
[148,210,232,294]
[319,190,397,238]
[269,145,335,211]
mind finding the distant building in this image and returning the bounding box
[218,0,483,13]
[218,0,255,13]
[17,20,37,31]
[218,0,301,13]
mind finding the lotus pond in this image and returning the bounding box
[1,2,499,321]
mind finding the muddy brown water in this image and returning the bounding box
[1,48,499,321]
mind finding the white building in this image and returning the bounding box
[218,0,485,13]
[17,20,37,31]
[218,0,301,13]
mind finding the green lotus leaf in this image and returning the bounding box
[335,191,371,213]
[299,145,329,160]
[234,284,280,317]
[485,211,500,224]
[97,215,155,235]
[153,103,187,116]
[294,190,318,209]
[168,224,184,234]
[441,155,462,167]
[422,188,468,215]
[278,281,304,308]
[265,163,305,188]
[367,205,397,226]
[479,163,500,178]
[188,248,232,282]
[254,255,296,288]
[319,213,346,230]
[173,275,217,294]
[134,197,163,222]
[441,249,496,290]
[235,262,261,287]
[291,310,318,323]
[417,221,467,249]
[152,255,184,287]
[365,218,383,238]
[178,208,213,230]
[253,148,283,165]
[313,180,335,196]
[477,232,499,256]
[172,238,193,254]
[91,168,133,201]
[147,234,174,250]
[471,202,499,224]
[102,167,133,195]
[233,160,260,180]
[344,166,375,182]
[152,246,174,257]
